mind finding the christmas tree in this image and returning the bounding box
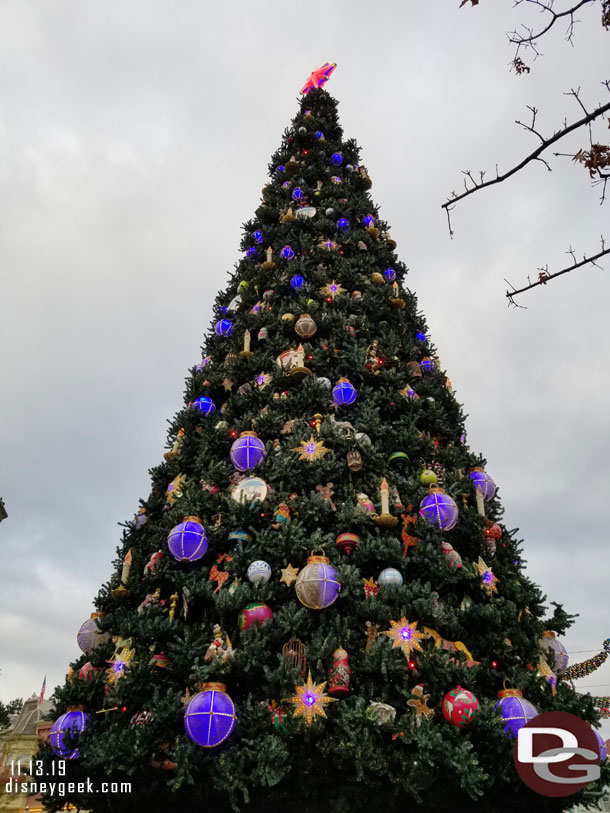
[42,66,608,813]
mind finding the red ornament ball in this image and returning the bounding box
[238,602,273,630]
[484,522,502,541]
[442,686,480,728]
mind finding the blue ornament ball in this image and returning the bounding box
[275,165,285,174]
[337,218,349,231]
[292,187,304,201]
[214,319,233,337]
[192,397,215,416]
[420,488,459,531]
[384,267,397,281]
[419,357,436,376]
[280,245,295,261]
[290,274,305,290]
[331,152,343,166]
[469,468,497,501]
[415,331,426,342]
[246,247,257,258]
[362,214,375,227]
[50,710,89,759]
[495,689,538,738]
[230,431,266,472]
[168,516,208,563]
[184,683,237,748]
[253,230,263,244]
[332,378,357,406]
[314,130,324,140]
[378,568,403,588]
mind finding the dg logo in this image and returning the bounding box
[514,711,602,797]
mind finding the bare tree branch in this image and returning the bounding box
[441,96,610,218]
[509,0,595,49]
[505,239,609,300]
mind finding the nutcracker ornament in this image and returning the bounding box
[328,648,350,696]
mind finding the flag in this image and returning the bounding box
[37,675,46,706]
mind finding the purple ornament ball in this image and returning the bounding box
[167,516,208,563]
[77,613,109,655]
[184,683,236,748]
[495,689,538,737]
[420,488,458,531]
[50,709,90,759]
[295,554,341,610]
[540,631,569,674]
[332,378,357,407]
[469,468,496,501]
[230,431,266,472]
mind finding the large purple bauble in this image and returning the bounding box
[495,689,538,738]
[77,613,109,655]
[230,431,266,472]
[295,554,341,610]
[594,728,607,762]
[50,710,90,759]
[469,468,496,501]
[167,516,208,563]
[540,631,569,674]
[332,378,357,406]
[184,683,236,748]
[420,489,458,531]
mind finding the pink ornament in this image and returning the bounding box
[238,602,273,630]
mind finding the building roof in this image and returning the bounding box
[11,696,52,737]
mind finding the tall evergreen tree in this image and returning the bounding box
[42,70,608,813]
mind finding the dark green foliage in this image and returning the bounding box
[0,697,23,730]
[40,89,608,812]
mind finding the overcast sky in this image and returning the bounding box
[1,1,609,735]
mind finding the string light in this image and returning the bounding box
[562,639,610,681]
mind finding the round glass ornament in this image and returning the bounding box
[247,560,272,585]
[332,378,357,406]
[442,687,480,728]
[469,468,497,501]
[378,568,403,588]
[214,319,233,337]
[184,683,236,748]
[50,709,89,759]
[495,688,538,738]
[192,397,215,416]
[295,553,340,610]
[230,431,266,472]
[167,516,208,563]
[420,486,459,531]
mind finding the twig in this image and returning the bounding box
[505,240,609,300]
[441,97,610,216]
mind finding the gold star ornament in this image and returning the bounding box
[280,564,300,587]
[288,671,337,725]
[292,436,329,462]
[319,280,345,300]
[383,617,425,660]
[476,557,499,596]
